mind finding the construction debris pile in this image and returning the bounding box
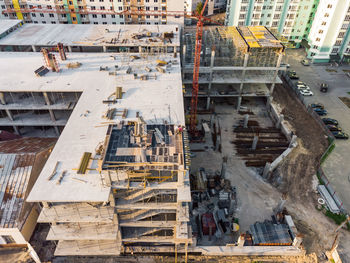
[190,162,239,245]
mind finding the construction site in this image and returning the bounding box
[0,11,348,263]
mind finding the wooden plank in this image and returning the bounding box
[77,152,92,174]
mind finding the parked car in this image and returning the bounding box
[299,89,313,96]
[332,131,349,139]
[287,71,299,79]
[320,83,329,93]
[301,59,310,66]
[327,125,342,132]
[322,118,339,126]
[297,84,310,90]
[310,103,324,109]
[280,63,290,68]
[313,108,327,116]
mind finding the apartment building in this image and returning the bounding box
[225,0,300,40]
[0,0,184,25]
[289,0,319,47]
[307,0,350,63]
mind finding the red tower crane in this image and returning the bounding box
[189,0,209,134]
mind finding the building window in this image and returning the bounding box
[327,4,332,8]
[313,45,318,49]
[101,14,106,18]
[154,0,158,2]
[72,17,76,21]
[69,1,72,4]
[103,22,107,24]
[94,22,98,24]
[49,13,54,17]
[154,7,158,11]
[62,14,66,17]
[91,6,95,10]
[32,13,36,17]
[146,15,150,18]
[154,15,158,18]
[100,6,105,10]
[119,6,122,10]
[318,30,323,34]
[92,14,97,18]
[324,13,329,17]
[315,38,320,41]
[162,6,166,11]
[40,13,44,17]
[321,21,326,26]
[338,32,345,38]
[111,14,115,18]
[119,14,123,18]
[332,48,338,53]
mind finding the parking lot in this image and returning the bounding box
[284,49,350,212]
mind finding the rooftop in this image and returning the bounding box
[0,19,22,37]
[0,24,179,47]
[238,26,283,49]
[3,50,185,202]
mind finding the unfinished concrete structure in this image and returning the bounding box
[182,26,285,110]
[6,25,193,256]
[0,22,179,136]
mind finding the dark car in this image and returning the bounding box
[327,125,342,132]
[320,83,329,93]
[322,118,338,126]
[287,71,299,79]
[310,103,325,109]
[313,108,327,116]
[332,131,349,139]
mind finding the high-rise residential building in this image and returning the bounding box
[307,0,350,63]
[0,0,184,25]
[225,0,350,63]
[225,0,300,40]
[289,0,319,48]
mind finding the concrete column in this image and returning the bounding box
[68,46,72,52]
[0,92,6,105]
[271,53,283,95]
[262,162,271,179]
[236,96,242,110]
[182,45,186,80]
[54,126,60,136]
[138,46,142,53]
[251,135,258,150]
[48,109,56,122]
[206,49,216,110]
[13,126,19,135]
[276,114,284,128]
[103,46,107,52]
[6,109,13,121]
[43,92,51,105]
[243,114,249,128]
[31,45,37,52]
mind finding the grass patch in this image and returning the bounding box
[325,211,350,231]
[316,171,325,185]
[320,143,335,164]
[326,68,338,72]
[339,97,350,109]
[347,92,350,95]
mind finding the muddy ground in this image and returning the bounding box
[272,83,346,259]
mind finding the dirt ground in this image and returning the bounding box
[339,97,350,109]
[271,83,350,260]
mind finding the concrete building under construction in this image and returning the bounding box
[0,22,305,261]
[182,26,284,110]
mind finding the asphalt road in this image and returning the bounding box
[284,49,350,213]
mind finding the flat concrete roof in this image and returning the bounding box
[0,51,184,202]
[0,24,180,47]
[0,19,22,36]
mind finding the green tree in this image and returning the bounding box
[196,2,203,15]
